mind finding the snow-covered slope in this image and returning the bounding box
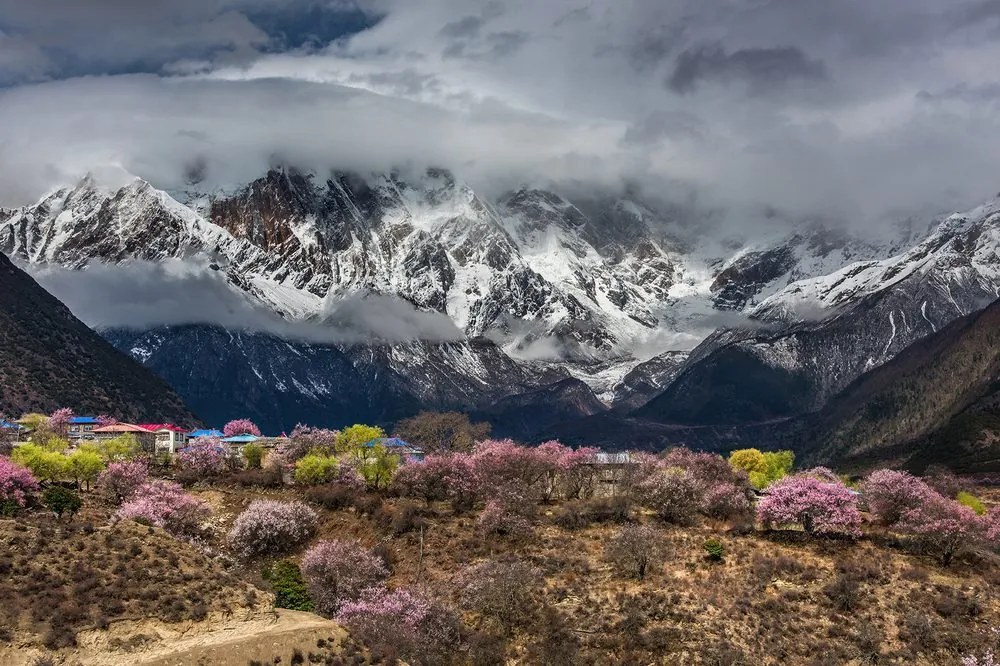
[639,197,1000,426]
[0,166,948,431]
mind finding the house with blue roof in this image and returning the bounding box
[68,416,101,439]
[221,434,260,444]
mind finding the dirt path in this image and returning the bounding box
[3,610,350,666]
[126,609,347,666]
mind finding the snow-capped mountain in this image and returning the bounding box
[0,165,952,434]
[638,197,1000,426]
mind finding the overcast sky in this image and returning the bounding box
[2,0,1000,229]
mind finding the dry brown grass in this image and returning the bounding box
[4,482,999,664]
[204,485,1000,665]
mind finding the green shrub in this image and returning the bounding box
[703,538,725,562]
[264,560,314,612]
[242,443,264,470]
[956,491,986,515]
[294,454,339,485]
[728,448,794,490]
[11,444,67,483]
[66,449,104,490]
[42,486,82,519]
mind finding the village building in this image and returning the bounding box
[90,423,157,451]
[0,419,26,444]
[138,424,190,455]
[67,416,101,439]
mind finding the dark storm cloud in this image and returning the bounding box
[668,44,827,95]
[2,0,1000,235]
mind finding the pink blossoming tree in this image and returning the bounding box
[756,475,863,537]
[392,452,480,512]
[300,539,389,616]
[117,480,210,538]
[897,494,983,565]
[336,586,461,662]
[96,460,149,503]
[638,467,704,526]
[0,456,40,514]
[227,499,317,558]
[860,469,938,526]
[95,414,119,427]
[283,425,339,460]
[985,508,1000,548]
[47,407,74,438]
[175,437,230,477]
[223,418,262,438]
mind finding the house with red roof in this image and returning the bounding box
[137,424,189,455]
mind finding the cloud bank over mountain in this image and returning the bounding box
[27,260,464,344]
[1,0,1000,233]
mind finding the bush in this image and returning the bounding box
[294,453,339,485]
[922,464,965,498]
[93,434,142,462]
[606,524,663,580]
[985,508,1000,548]
[897,494,983,565]
[728,448,794,489]
[305,484,357,510]
[478,495,533,540]
[555,496,631,529]
[956,491,986,516]
[281,425,339,461]
[227,500,317,558]
[702,481,754,522]
[376,501,426,536]
[11,444,67,483]
[703,538,725,562]
[300,539,389,616]
[824,574,861,611]
[336,586,462,664]
[639,467,703,525]
[227,467,283,488]
[242,443,264,470]
[458,559,539,630]
[96,460,148,503]
[0,455,39,513]
[175,438,230,478]
[860,469,937,526]
[42,486,81,519]
[117,480,211,538]
[756,475,863,537]
[265,560,314,612]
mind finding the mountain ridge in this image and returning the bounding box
[0,251,196,423]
